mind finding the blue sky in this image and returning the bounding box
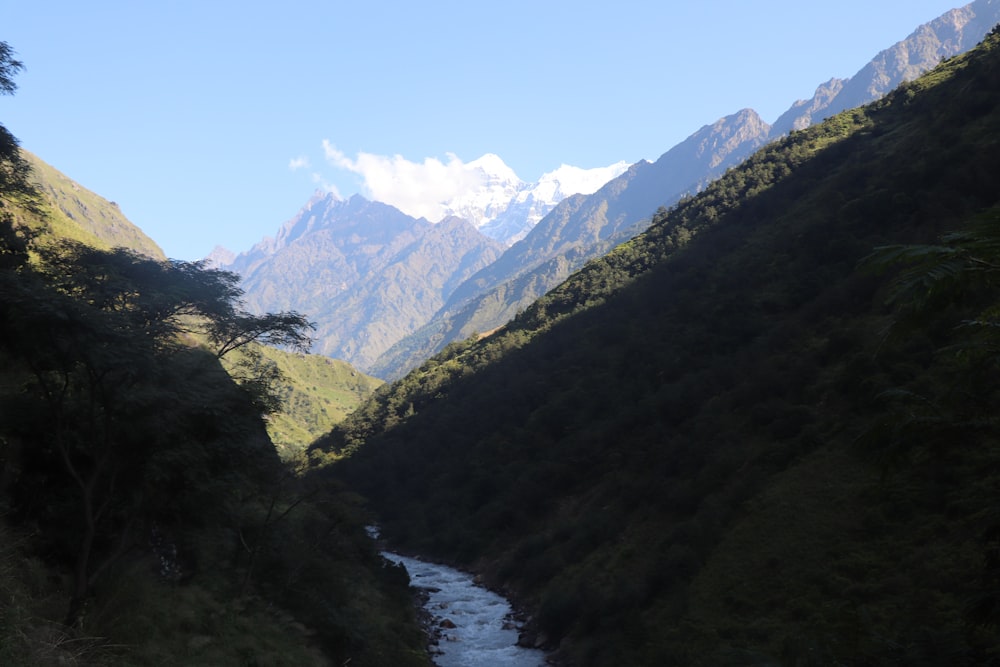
[5,1,968,260]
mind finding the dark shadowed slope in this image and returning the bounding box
[312,29,1000,666]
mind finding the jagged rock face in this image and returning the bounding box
[220,2,1000,380]
[221,193,504,371]
[770,0,1000,137]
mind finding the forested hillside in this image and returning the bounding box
[0,49,427,664]
[310,28,1000,666]
[222,344,382,458]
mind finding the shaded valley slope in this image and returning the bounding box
[311,28,1000,666]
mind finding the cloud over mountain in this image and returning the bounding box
[319,142,629,244]
[322,141,488,221]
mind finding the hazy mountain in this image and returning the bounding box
[223,192,504,371]
[370,1,1000,379]
[204,244,235,267]
[314,29,1000,664]
[223,1,1000,383]
[770,0,1000,136]
[473,159,631,244]
[372,108,771,378]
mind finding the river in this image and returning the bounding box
[382,551,548,667]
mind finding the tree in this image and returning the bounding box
[0,41,23,95]
[864,210,1000,628]
[860,210,1000,459]
[0,41,37,208]
[0,237,313,626]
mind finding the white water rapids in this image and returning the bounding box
[382,551,548,667]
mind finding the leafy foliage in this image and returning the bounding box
[0,43,425,666]
[0,221,427,664]
[0,236,307,621]
[0,43,38,214]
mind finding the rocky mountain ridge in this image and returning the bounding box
[224,193,504,370]
[218,1,1000,378]
[368,0,1000,378]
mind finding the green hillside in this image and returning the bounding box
[19,150,165,258]
[223,345,383,458]
[310,28,1000,666]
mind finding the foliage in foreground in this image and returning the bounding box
[0,224,425,665]
[0,39,428,663]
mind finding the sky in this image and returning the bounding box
[3,1,972,260]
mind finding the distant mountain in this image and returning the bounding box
[403,153,629,245]
[222,193,505,371]
[369,1,1000,379]
[204,244,235,268]
[372,108,771,378]
[471,158,631,244]
[225,1,1000,382]
[20,150,165,259]
[770,0,1000,136]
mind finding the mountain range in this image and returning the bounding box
[7,4,1000,664]
[214,0,1000,380]
[311,24,1000,664]
[14,154,384,455]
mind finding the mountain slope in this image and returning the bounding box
[770,0,1000,135]
[18,153,378,455]
[222,345,383,458]
[371,3,1000,380]
[227,193,504,371]
[19,150,165,259]
[372,109,772,378]
[311,28,1000,666]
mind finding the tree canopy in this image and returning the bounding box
[0,226,313,624]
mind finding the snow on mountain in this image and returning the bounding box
[437,154,525,230]
[480,160,631,243]
[437,154,631,245]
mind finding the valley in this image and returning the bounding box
[3,2,1000,666]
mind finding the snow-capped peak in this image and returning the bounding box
[466,153,522,184]
[437,154,630,244]
[339,151,630,245]
[436,154,524,228]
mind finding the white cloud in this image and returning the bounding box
[288,155,311,170]
[540,161,631,195]
[321,140,488,221]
